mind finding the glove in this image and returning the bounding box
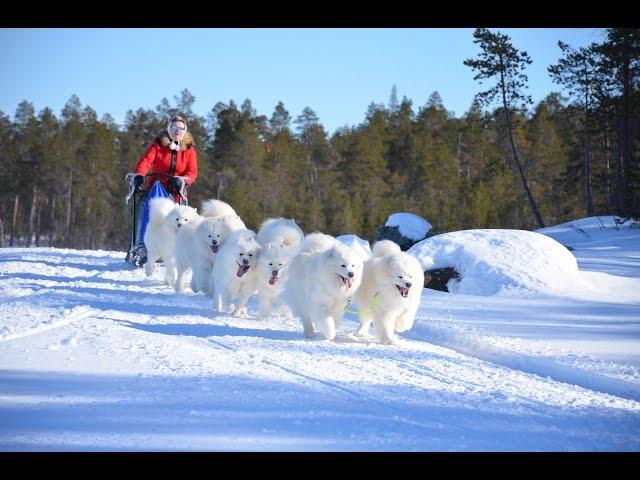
[172,176,189,197]
[125,172,144,187]
[124,173,145,205]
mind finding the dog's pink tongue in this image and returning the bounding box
[346,277,353,289]
[269,276,278,285]
[237,264,246,277]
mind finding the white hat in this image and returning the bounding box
[167,115,188,143]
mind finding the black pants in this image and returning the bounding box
[131,189,149,250]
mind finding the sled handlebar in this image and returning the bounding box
[125,172,190,204]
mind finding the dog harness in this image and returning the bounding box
[344,293,379,315]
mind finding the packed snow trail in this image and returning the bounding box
[1,230,639,450]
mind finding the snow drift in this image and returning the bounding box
[408,229,581,296]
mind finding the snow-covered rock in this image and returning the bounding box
[408,229,581,296]
[384,213,432,241]
[336,234,371,261]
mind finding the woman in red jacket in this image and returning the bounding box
[125,114,198,266]
[133,114,198,201]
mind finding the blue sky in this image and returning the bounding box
[0,28,607,134]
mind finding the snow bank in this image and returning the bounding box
[537,216,635,244]
[336,234,371,261]
[384,213,432,241]
[408,229,580,296]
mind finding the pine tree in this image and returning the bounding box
[388,84,399,113]
[464,28,546,228]
[269,101,291,134]
[549,41,602,215]
[596,28,640,217]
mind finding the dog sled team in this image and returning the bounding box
[125,114,423,345]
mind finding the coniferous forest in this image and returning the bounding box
[1,28,638,250]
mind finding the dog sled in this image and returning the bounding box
[124,173,190,267]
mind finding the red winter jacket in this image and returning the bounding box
[134,129,198,197]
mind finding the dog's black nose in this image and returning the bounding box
[405,282,412,288]
[272,270,278,277]
[212,240,218,245]
[348,271,354,278]
[243,259,249,265]
[177,223,181,228]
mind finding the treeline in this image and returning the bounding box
[1,28,638,251]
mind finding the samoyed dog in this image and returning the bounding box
[200,199,237,218]
[257,218,304,253]
[173,213,246,295]
[281,233,363,341]
[254,218,304,317]
[144,197,198,285]
[212,229,261,316]
[353,240,423,345]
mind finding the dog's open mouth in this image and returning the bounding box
[339,274,353,289]
[210,243,219,253]
[236,263,250,277]
[268,274,278,286]
[396,285,410,298]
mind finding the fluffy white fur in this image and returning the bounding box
[256,217,304,254]
[281,233,363,341]
[212,229,261,316]
[255,218,304,318]
[173,214,246,295]
[200,199,237,218]
[254,243,292,318]
[353,240,423,345]
[144,197,198,285]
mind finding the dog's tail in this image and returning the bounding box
[149,197,177,225]
[201,199,236,218]
[371,240,401,258]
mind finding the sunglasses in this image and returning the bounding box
[170,124,186,132]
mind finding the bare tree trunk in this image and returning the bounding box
[621,55,631,213]
[605,134,611,213]
[35,198,42,247]
[65,170,73,247]
[0,214,4,248]
[27,184,38,247]
[455,132,462,177]
[616,129,624,214]
[49,194,56,247]
[10,195,19,247]
[584,88,594,216]
[498,62,545,228]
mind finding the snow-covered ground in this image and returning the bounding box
[1,217,639,451]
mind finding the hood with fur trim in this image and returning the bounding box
[155,129,195,151]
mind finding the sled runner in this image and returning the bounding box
[124,173,190,267]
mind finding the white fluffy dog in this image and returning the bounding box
[212,229,261,316]
[200,199,237,218]
[257,218,304,253]
[282,233,363,341]
[144,197,198,285]
[353,240,423,345]
[173,214,246,295]
[255,218,304,317]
